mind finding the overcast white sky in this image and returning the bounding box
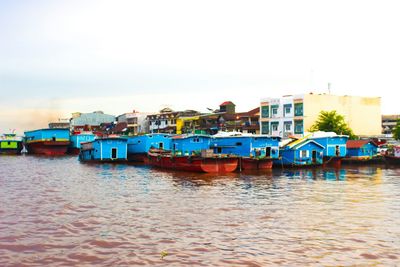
[1,0,399,133]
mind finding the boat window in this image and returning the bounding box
[300,150,308,158]
[236,142,242,146]
[8,141,11,145]
[159,142,164,149]
[266,147,271,157]
[111,148,117,159]
[52,137,56,141]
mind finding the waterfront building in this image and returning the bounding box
[48,118,70,129]
[70,111,115,132]
[147,108,200,134]
[274,138,324,167]
[260,93,381,138]
[80,138,128,162]
[346,140,378,159]
[116,110,148,135]
[198,102,260,134]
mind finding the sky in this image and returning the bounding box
[1,0,399,134]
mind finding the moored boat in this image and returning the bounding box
[0,133,24,155]
[126,133,173,162]
[309,131,348,168]
[24,128,70,156]
[147,149,238,173]
[211,132,281,170]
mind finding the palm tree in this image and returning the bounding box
[310,110,357,139]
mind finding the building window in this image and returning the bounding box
[300,150,308,158]
[284,121,292,132]
[271,122,279,131]
[294,103,303,116]
[283,104,292,117]
[261,106,269,118]
[294,120,303,134]
[271,105,279,117]
[261,122,269,134]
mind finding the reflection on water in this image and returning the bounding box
[1,155,400,266]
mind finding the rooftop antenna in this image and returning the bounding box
[328,82,331,94]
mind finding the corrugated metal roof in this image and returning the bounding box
[346,140,377,149]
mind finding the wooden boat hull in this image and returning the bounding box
[147,153,238,173]
[25,141,70,156]
[128,153,147,162]
[384,155,400,165]
[322,156,342,168]
[240,158,273,170]
[67,147,80,155]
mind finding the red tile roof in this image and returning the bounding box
[220,101,235,106]
[346,140,376,149]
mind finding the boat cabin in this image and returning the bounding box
[80,138,127,162]
[277,139,324,166]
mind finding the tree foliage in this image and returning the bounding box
[309,110,357,139]
[393,119,400,140]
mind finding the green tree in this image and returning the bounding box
[309,110,357,139]
[392,119,400,140]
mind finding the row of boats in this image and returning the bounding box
[1,128,399,173]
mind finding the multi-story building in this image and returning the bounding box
[147,108,201,134]
[116,110,148,135]
[70,111,116,132]
[260,93,381,138]
[382,115,400,135]
[48,119,70,129]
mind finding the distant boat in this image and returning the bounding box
[342,140,380,164]
[24,128,70,156]
[79,137,128,163]
[0,133,23,155]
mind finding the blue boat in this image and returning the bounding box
[309,132,349,167]
[171,134,212,156]
[68,132,96,155]
[210,133,281,170]
[79,138,128,162]
[274,138,324,167]
[126,133,173,162]
[24,128,70,155]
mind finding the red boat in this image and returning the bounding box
[239,158,273,170]
[25,140,70,156]
[147,149,238,173]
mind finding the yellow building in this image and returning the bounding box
[260,93,381,138]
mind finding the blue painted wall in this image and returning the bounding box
[171,135,211,155]
[210,136,280,158]
[278,141,324,166]
[70,134,96,149]
[312,136,348,157]
[347,142,378,158]
[80,138,127,161]
[25,128,70,141]
[126,134,173,154]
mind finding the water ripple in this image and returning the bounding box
[1,156,400,266]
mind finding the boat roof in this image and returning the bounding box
[287,139,325,150]
[308,131,349,139]
[24,128,70,133]
[212,131,281,140]
[172,134,211,140]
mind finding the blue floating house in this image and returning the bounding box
[24,128,70,155]
[171,134,212,156]
[274,138,324,167]
[69,133,96,154]
[79,138,128,162]
[210,134,280,159]
[126,133,173,161]
[345,140,378,160]
[309,132,348,158]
